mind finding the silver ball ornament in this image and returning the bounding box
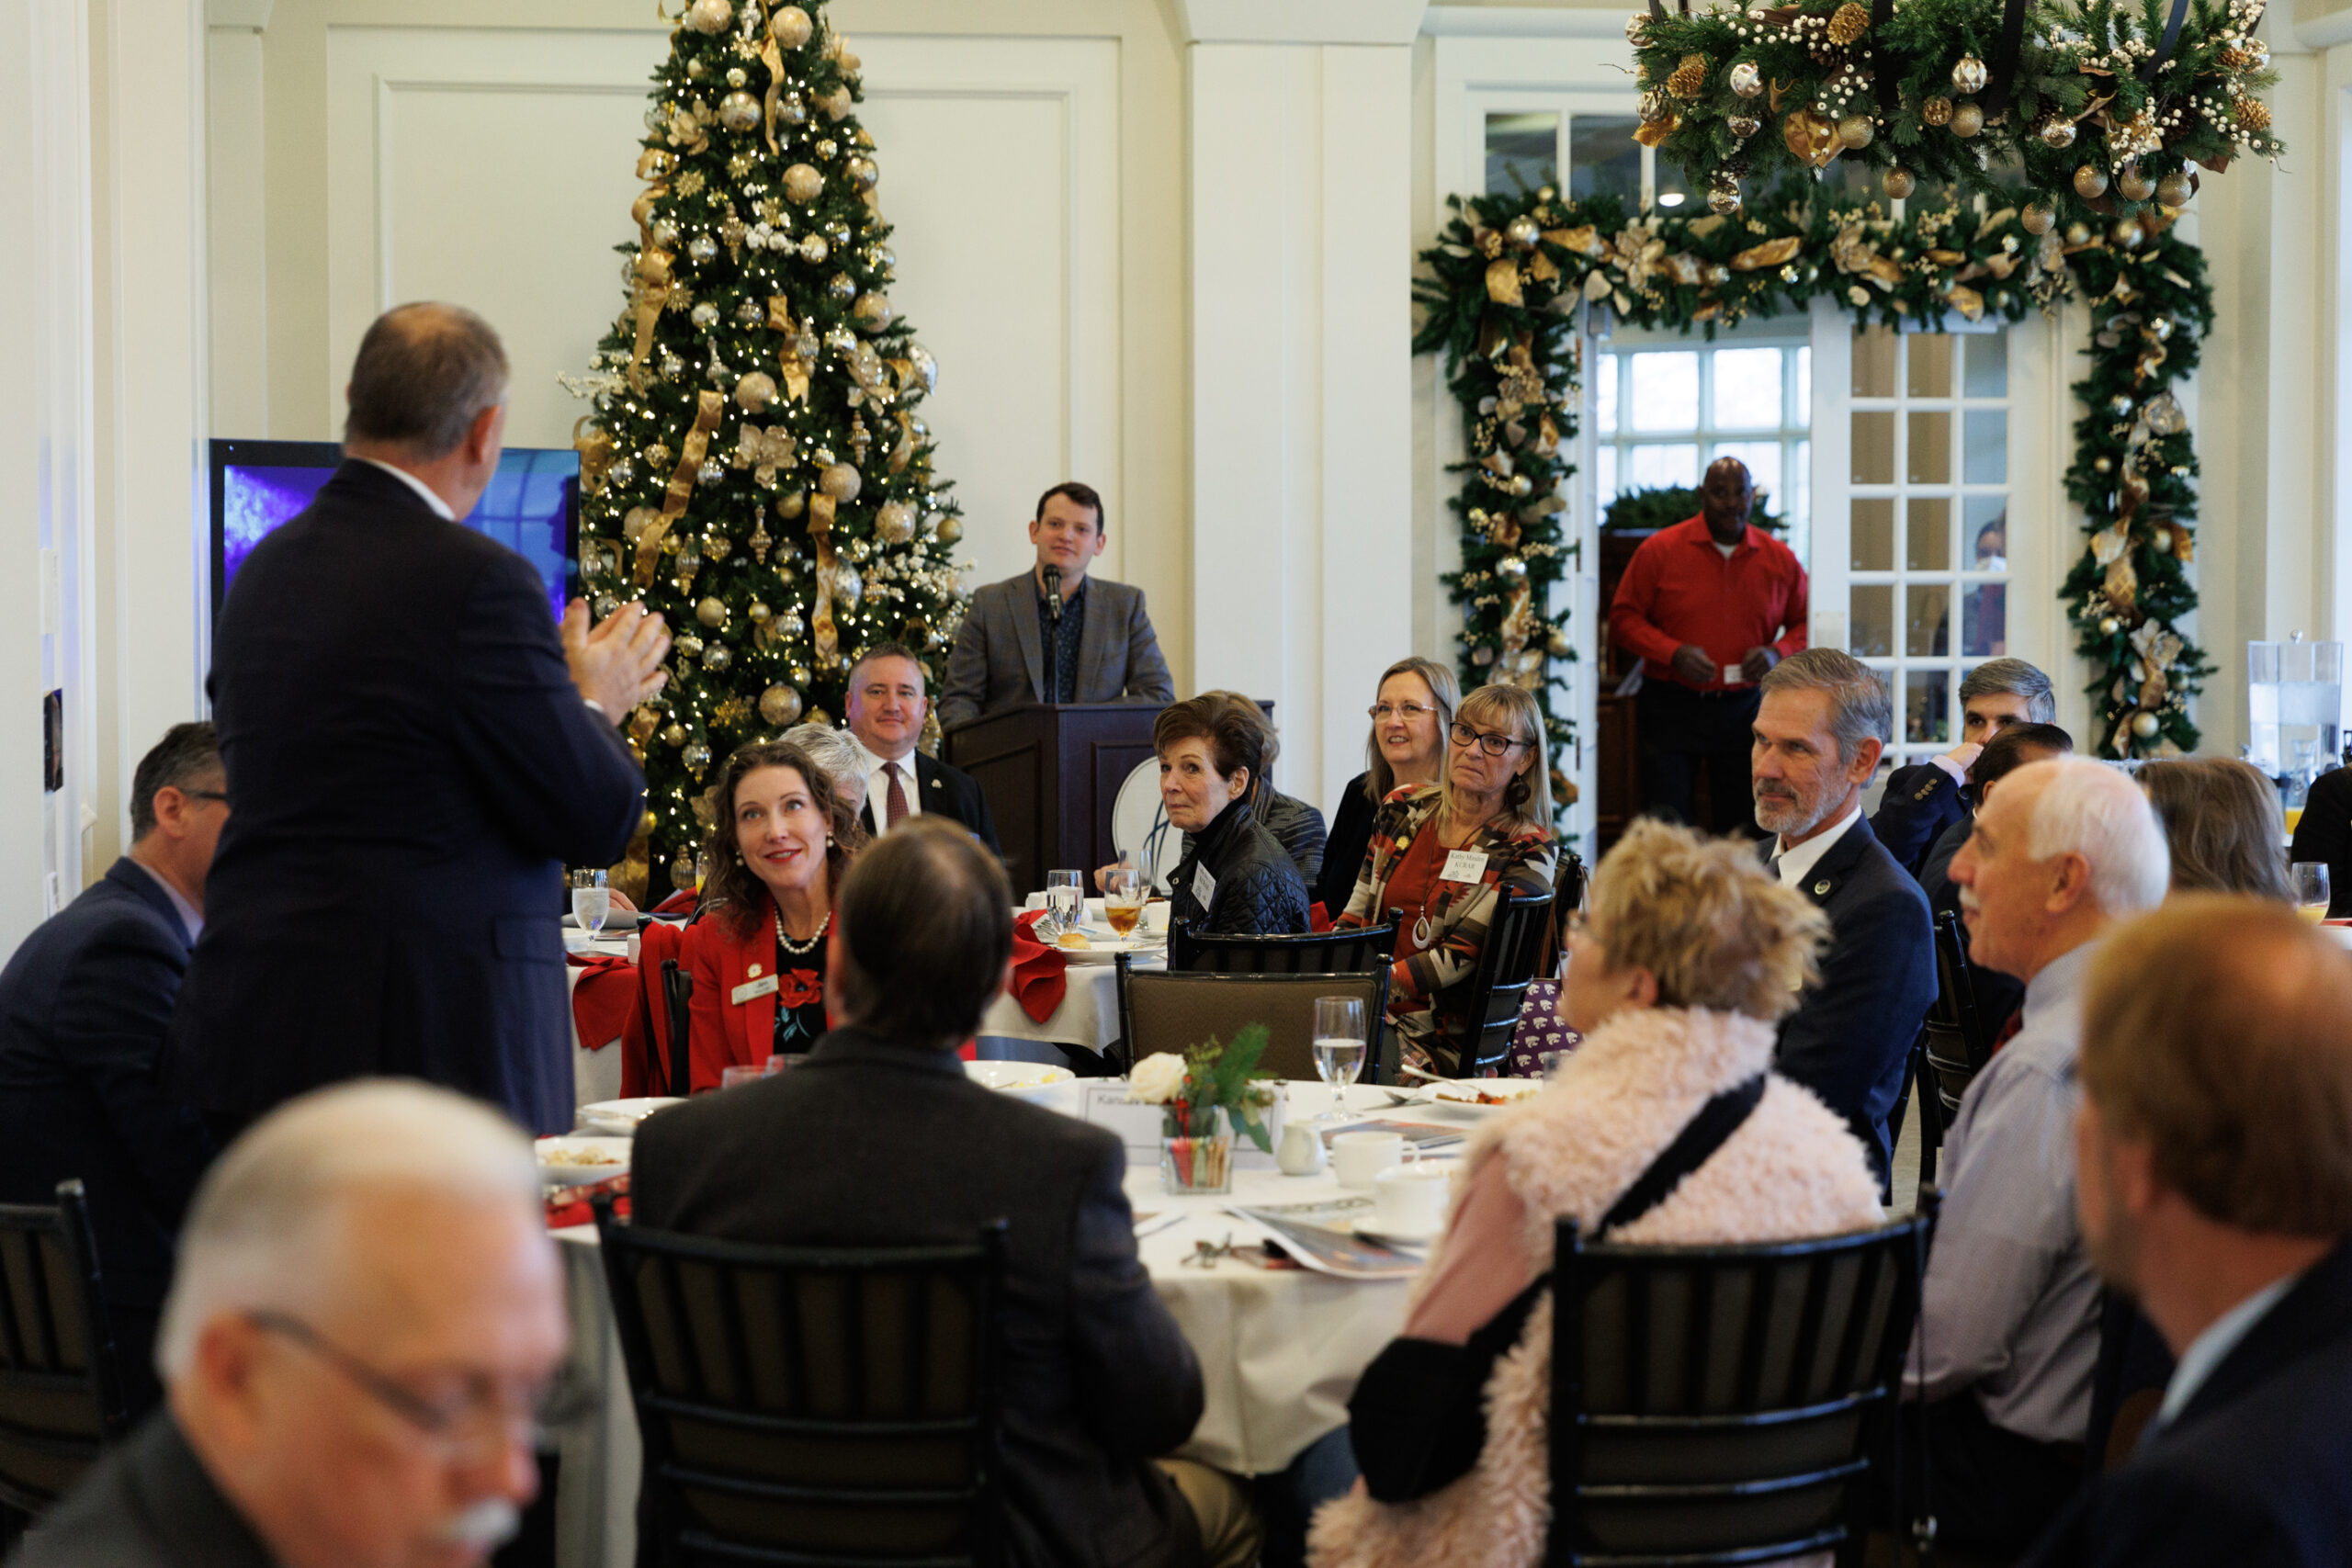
[689,300,719,329]
[2131,712,2161,739]
[702,643,732,672]
[1951,55,1988,95]
[798,233,829,264]
[717,91,760,132]
[1728,60,1765,98]
[686,233,718,265]
[844,156,878,191]
[2040,118,2077,151]
[695,457,725,485]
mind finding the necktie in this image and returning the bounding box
[884,761,909,829]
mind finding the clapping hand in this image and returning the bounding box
[564,599,672,719]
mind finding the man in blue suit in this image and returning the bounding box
[167,303,672,1136]
[2022,897,2352,1567]
[1870,657,2054,878]
[0,724,227,1415]
[1750,649,1936,1191]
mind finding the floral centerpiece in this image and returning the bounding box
[1129,1027,1278,1194]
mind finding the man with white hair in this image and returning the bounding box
[11,1081,569,1568]
[1909,757,2173,1556]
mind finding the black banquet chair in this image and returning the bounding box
[0,1180,134,1533]
[1167,919,1396,976]
[1547,1193,1939,1566]
[1448,888,1555,1077]
[594,1196,1010,1567]
[1919,911,1996,1169]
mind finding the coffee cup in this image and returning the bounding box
[1331,1131,1417,1190]
[1371,1164,1451,1238]
[1143,900,1171,934]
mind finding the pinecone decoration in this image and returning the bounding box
[2238,98,2272,132]
[1668,53,1709,100]
[1827,3,1871,45]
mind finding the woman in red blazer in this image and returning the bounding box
[683,738,865,1091]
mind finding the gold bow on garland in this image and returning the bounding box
[633,390,726,585]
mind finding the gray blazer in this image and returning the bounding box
[938,571,1175,729]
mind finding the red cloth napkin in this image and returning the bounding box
[1007,908,1069,1024]
[546,1178,629,1230]
[1307,901,1333,932]
[652,887,701,916]
[567,953,637,1051]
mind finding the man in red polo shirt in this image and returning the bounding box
[1608,457,1808,835]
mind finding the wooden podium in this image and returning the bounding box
[944,704,1161,897]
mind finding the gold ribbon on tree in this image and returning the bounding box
[572,416,617,496]
[633,390,726,584]
[626,247,674,394]
[807,493,842,666]
[767,296,813,402]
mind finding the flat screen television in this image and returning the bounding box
[208,439,581,622]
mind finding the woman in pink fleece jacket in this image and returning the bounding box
[1309,818,1885,1568]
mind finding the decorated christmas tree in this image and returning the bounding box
[565,0,965,900]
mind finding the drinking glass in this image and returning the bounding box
[2291,862,2332,923]
[1046,869,1085,938]
[1312,996,1368,1120]
[571,869,611,937]
[1102,863,1146,939]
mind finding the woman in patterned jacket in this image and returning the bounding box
[1335,683,1555,1077]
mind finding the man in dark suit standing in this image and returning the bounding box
[1750,649,1935,1189]
[842,640,1000,852]
[1870,657,2055,878]
[0,724,225,1415]
[2020,897,2352,1567]
[167,303,671,1137]
[632,818,1260,1568]
[936,481,1175,728]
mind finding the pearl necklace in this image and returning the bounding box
[774,904,831,956]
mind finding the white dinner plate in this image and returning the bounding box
[1424,1079,1544,1110]
[1056,934,1160,963]
[964,1061,1075,1095]
[579,1097,684,1134]
[536,1135,631,1185]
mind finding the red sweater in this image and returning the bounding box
[1608,516,1810,690]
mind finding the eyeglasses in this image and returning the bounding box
[247,1311,590,1460]
[1449,720,1532,758]
[1368,703,1437,722]
[180,789,228,804]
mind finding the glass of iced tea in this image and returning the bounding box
[1103,863,1146,938]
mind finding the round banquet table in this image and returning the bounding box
[546,1079,1487,1568]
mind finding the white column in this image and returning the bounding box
[1182,0,1426,811]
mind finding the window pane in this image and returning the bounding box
[1907,334,1954,398]
[1907,411,1951,482]
[1714,442,1780,509]
[1595,355,1619,434]
[1853,326,1897,397]
[1629,353,1699,430]
[1852,498,1894,571]
[1963,333,2008,398]
[1594,446,1617,509]
[1484,111,1556,197]
[1852,584,1894,657]
[1964,497,2008,569]
[1713,348,1783,428]
[1569,116,1644,204]
[1905,669,1951,744]
[1906,496,1951,570]
[1626,443,1699,490]
[1962,583,2007,656]
[1964,410,2007,484]
[1852,411,1894,483]
[1906,584,1952,657]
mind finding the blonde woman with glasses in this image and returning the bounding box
[1333,683,1555,1077]
[1315,658,1461,916]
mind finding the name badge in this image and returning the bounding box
[730,974,781,1005]
[1440,849,1489,884]
[1192,863,1218,909]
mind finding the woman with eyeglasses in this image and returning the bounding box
[1313,657,1461,917]
[1333,683,1555,1077]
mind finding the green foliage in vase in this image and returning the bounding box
[1177,1026,1276,1151]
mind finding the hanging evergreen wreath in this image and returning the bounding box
[1414,175,2210,778]
[1625,0,2278,223]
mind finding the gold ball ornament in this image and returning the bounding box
[2039,118,2077,151]
[2156,171,2194,208]
[695,595,729,628]
[1504,215,1541,249]
[845,156,878,191]
[2117,164,2155,202]
[673,634,702,660]
[852,293,894,333]
[2074,164,2110,199]
[776,490,807,520]
[622,505,661,543]
[876,499,917,544]
[1838,114,1875,150]
[1707,174,1741,216]
[1727,61,1765,98]
[1921,96,1954,128]
[1547,627,1574,657]
[819,462,863,502]
[734,370,778,413]
[747,600,772,625]
[769,4,812,47]
[1951,56,1989,95]
[2132,712,2161,739]
[784,164,824,204]
[2021,201,2056,235]
[934,515,963,546]
[1883,166,1917,199]
[817,85,854,121]
[1950,101,1985,138]
[2099,616,2120,635]
[684,0,731,32]
[2065,220,2093,245]
[758,684,804,727]
[662,721,688,748]
[702,533,730,563]
[2111,219,2145,249]
[717,92,760,133]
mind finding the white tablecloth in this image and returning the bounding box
[976,949,1162,1055]
[548,1079,1480,1568]
[565,933,637,1108]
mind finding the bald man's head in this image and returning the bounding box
[1700,456,1754,536]
[345,303,510,460]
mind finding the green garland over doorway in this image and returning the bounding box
[1413,177,2211,779]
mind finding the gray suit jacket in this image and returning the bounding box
[10,1415,276,1568]
[938,571,1174,728]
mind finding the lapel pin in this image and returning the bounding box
[1814,879,1832,896]
[748,963,762,977]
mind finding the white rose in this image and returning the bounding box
[1127,1052,1188,1105]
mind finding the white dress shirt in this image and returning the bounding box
[850,734,922,831]
[130,860,203,945]
[1770,803,1861,889]
[355,457,457,521]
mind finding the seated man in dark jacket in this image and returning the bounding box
[632,818,1259,1568]
[0,724,224,1415]
[1871,657,2054,878]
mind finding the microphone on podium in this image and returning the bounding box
[1043,564,1063,626]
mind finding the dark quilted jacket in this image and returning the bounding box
[1168,800,1310,937]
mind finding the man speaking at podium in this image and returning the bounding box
[937,481,1175,728]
